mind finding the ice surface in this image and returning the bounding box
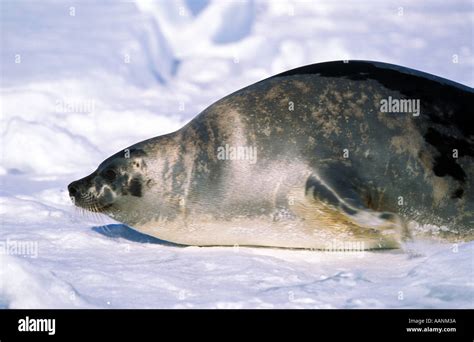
[0,0,473,308]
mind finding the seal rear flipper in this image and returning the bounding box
[291,174,408,250]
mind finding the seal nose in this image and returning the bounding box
[68,181,79,198]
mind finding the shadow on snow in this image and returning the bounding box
[91,224,185,247]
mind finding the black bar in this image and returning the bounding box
[0,309,471,341]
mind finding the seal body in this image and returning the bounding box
[69,61,474,250]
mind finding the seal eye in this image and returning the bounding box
[103,168,117,182]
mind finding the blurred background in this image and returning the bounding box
[1,0,472,176]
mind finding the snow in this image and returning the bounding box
[1,0,473,308]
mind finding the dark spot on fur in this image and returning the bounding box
[451,188,464,199]
[432,156,466,182]
[364,192,374,209]
[98,148,147,170]
[272,61,473,137]
[424,128,471,182]
[379,212,394,220]
[103,168,117,182]
[129,177,142,197]
[305,176,339,207]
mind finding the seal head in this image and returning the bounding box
[68,148,148,214]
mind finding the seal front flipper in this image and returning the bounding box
[291,174,407,250]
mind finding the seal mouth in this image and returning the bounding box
[70,192,113,213]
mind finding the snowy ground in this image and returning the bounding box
[1,0,473,308]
